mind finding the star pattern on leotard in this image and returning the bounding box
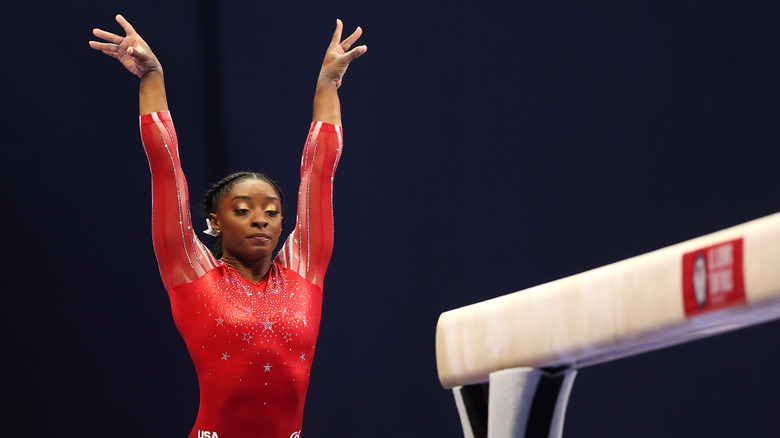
[142,114,337,427]
[260,319,276,332]
[188,260,321,397]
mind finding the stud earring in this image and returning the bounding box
[203,218,221,237]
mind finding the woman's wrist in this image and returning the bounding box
[316,75,338,90]
[312,83,341,125]
[139,65,169,115]
[141,64,164,80]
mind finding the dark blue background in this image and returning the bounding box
[5,1,779,436]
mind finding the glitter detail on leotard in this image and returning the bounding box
[159,132,197,272]
[151,113,197,273]
[305,132,318,273]
[157,116,212,269]
[330,126,343,241]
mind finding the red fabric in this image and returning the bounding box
[140,112,342,437]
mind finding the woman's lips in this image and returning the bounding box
[248,233,271,242]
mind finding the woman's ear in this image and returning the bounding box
[209,213,219,232]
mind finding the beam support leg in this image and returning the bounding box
[452,367,577,438]
[453,382,489,438]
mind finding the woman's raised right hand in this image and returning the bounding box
[89,14,161,78]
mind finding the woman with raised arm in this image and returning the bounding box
[89,14,366,438]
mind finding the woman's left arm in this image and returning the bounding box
[312,19,367,126]
[277,19,366,288]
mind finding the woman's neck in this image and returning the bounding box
[219,255,273,283]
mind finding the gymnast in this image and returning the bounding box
[89,14,366,438]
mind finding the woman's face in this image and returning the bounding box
[210,178,283,262]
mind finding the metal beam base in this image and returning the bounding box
[453,367,577,438]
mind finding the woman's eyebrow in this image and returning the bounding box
[230,195,279,202]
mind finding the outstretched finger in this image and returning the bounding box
[341,26,362,51]
[87,39,120,59]
[93,28,123,44]
[343,44,367,62]
[89,40,118,53]
[115,14,137,36]
[330,19,344,46]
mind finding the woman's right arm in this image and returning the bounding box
[90,15,217,290]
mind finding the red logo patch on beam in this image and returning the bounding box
[682,238,746,318]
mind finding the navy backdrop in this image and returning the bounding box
[4,1,780,436]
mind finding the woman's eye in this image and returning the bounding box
[234,208,250,215]
[266,210,280,217]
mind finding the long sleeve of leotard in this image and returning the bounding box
[277,121,343,289]
[140,111,219,291]
[141,113,342,291]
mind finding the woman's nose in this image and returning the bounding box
[252,214,268,228]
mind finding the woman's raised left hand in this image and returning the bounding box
[318,19,367,89]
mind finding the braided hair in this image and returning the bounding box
[203,171,284,259]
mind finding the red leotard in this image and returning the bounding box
[140,111,342,438]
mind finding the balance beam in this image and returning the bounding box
[435,212,780,437]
